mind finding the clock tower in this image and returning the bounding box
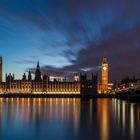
[102,56,108,93]
[0,56,2,82]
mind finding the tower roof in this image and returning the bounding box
[102,51,108,64]
[102,56,108,64]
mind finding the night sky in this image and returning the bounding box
[0,0,140,82]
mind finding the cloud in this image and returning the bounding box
[14,60,36,64]
[0,0,140,81]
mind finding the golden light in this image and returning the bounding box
[103,66,107,71]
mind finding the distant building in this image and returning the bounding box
[114,77,140,93]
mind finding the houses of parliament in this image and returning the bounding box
[0,56,109,94]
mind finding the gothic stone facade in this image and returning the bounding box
[0,60,98,94]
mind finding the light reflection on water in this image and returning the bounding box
[0,98,139,140]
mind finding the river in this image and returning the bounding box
[0,98,139,140]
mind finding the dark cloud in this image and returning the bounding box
[37,23,140,82]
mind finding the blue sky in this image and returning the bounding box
[0,0,140,81]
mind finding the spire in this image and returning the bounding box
[0,56,2,61]
[102,52,108,64]
[29,70,31,75]
[22,73,26,81]
[37,60,40,68]
[35,60,42,81]
[28,70,32,81]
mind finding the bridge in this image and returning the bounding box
[114,82,140,93]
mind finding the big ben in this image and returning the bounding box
[0,56,2,82]
[102,56,108,93]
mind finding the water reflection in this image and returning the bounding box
[0,98,139,140]
[97,99,109,140]
[130,104,134,140]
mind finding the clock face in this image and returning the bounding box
[103,66,107,71]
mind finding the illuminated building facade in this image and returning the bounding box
[101,56,108,93]
[98,56,109,94]
[0,57,98,94]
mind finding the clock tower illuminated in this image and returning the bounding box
[0,57,2,82]
[102,56,108,93]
